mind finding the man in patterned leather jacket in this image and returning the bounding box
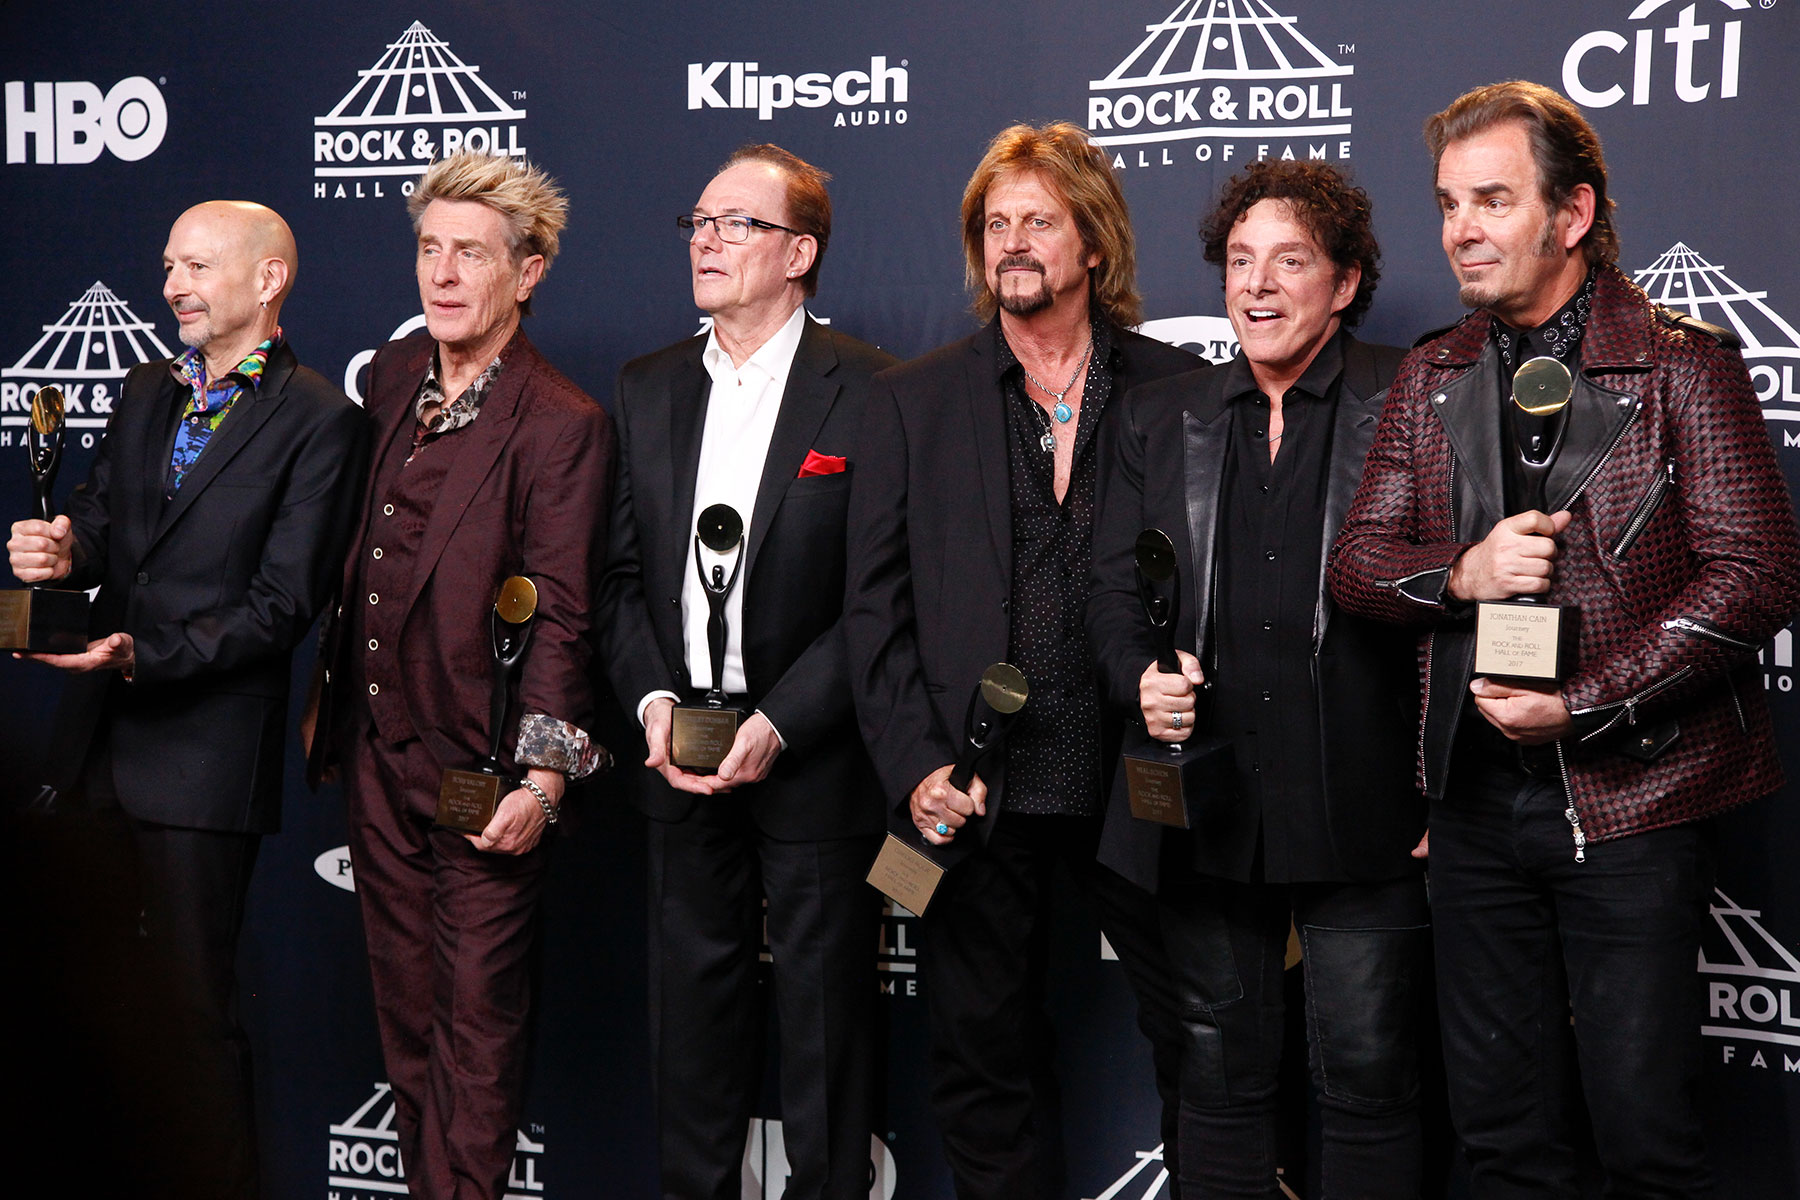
[1329,81,1800,1197]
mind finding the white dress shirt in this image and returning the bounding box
[637,305,807,743]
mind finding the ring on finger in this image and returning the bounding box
[935,822,951,836]
[1171,712,1183,729]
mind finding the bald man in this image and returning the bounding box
[8,200,368,1198]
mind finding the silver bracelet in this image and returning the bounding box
[520,776,558,824]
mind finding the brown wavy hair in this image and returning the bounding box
[961,122,1142,328]
[1199,160,1381,329]
[1424,80,1618,267]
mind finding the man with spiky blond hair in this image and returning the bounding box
[311,152,614,1200]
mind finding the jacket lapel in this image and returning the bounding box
[1432,344,1508,533]
[745,318,838,580]
[145,347,295,551]
[137,370,185,547]
[1316,349,1386,648]
[667,344,710,553]
[966,334,1012,585]
[403,338,530,609]
[1182,400,1231,667]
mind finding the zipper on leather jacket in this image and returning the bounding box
[1611,459,1676,559]
[1570,664,1697,740]
[1565,398,1644,512]
[1661,616,1760,652]
[1554,742,1586,863]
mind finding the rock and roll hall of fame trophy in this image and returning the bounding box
[1120,528,1234,829]
[670,503,748,772]
[1,386,91,653]
[866,663,1029,916]
[1474,356,1580,683]
[436,575,540,834]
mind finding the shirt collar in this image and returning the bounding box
[414,347,507,432]
[1491,267,1597,373]
[702,304,808,390]
[170,327,283,408]
[992,314,1117,383]
[1223,325,1346,404]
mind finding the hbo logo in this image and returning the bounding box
[5,77,167,164]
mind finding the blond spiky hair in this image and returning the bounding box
[407,152,569,271]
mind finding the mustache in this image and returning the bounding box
[996,255,1045,274]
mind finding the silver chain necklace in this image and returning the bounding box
[1020,340,1092,431]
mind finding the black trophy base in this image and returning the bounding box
[437,767,510,834]
[1122,725,1236,829]
[1474,600,1579,685]
[671,703,742,772]
[0,587,89,653]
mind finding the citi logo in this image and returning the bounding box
[314,22,528,201]
[1563,0,1755,109]
[1,281,172,450]
[4,77,166,164]
[1701,888,1800,1075]
[1088,0,1354,171]
[686,57,909,125]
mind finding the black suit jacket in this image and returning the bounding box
[597,315,897,840]
[1086,335,1422,891]
[53,341,369,832]
[844,321,1202,837]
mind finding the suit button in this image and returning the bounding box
[372,547,383,559]
[368,683,379,696]
[136,571,149,584]
[368,593,379,605]
[669,597,678,608]
[383,504,395,516]
[368,638,379,651]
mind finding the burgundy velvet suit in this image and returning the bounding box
[314,329,614,1200]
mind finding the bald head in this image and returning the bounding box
[163,201,297,375]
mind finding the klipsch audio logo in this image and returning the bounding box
[1565,0,1762,110]
[1701,888,1800,1075]
[1631,242,1800,446]
[686,56,909,127]
[5,76,166,164]
[1,281,172,448]
[330,1083,547,1198]
[1087,0,1354,171]
[314,21,528,201]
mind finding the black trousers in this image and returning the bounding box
[21,752,264,1200]
[920,811,1183,1200]
[1431,768,1715,1199]
[647,798,882,1200]
[1151,872,1429,1199]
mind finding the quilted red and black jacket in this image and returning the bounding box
[1327,266,1800,850]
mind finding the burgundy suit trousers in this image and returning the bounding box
[347,729,548,1200]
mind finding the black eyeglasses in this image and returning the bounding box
[677,213,803,243]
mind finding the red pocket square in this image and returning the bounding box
[797,450,847,478]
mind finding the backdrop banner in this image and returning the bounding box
[4,2,1797,1196]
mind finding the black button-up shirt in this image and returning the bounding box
[1213,332,1342,880]
[995,318,1116,817]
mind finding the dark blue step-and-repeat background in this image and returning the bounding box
[4,2,1799,1196]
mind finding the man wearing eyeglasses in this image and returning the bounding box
[597,143,896,1200]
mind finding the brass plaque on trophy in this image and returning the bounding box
[436,576,539,833]
[867,663,1028,916]
[1476,356,1577,684]
[671,504,747,771]
[1121,529,1235,828]
[1,387,91,653]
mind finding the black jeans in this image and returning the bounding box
[920,812,1182,1200]
[1155,872,1429,1199]
[1431,768,1715,1199]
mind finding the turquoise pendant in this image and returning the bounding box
[1052,402,1073,423]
